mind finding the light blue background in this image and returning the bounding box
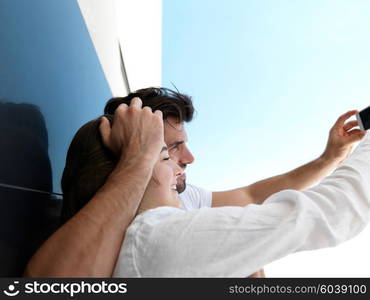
[162,0,370,191]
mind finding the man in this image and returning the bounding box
[24,87,364,277]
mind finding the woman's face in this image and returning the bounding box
[145,144,183,206]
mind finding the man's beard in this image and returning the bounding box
[176,178,186,194]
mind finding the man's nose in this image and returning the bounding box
[180,146,195,165]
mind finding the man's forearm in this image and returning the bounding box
[247,155,340,205]
[24,156,155,277]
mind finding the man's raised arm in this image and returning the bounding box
[212,110,366,207]
[24,98,163,277]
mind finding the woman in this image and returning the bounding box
[61,114,370,277]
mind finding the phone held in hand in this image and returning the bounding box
[356,106,370,131]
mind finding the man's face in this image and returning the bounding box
[164,116,195,193]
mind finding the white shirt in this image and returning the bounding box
[113,132,370,277]
[178,184,212,210]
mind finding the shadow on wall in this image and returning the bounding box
[0,102,62,276]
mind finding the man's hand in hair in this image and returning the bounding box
[99,97,164,162]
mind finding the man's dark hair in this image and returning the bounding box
[104,87,194,123]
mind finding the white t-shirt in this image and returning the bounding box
[113,132,370,277]
[178,184,212,210]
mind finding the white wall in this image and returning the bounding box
[77,0,162,96]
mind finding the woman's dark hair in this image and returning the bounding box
[104,87,195,123]
[61,86,194,224]
[60,116,116,225]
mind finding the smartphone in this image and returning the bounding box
[356,106,370,131]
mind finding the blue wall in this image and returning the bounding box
[0,0,111,193]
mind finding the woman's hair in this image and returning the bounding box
[60,86,194,224]
[60,116,116,225]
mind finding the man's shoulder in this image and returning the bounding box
[179,184,213,209]
[181,184,210,195]
[181,183,198,194]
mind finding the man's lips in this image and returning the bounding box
[179,173,186,180]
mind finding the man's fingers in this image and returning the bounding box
[115,103,128,118]
[154,110,163,118]
[347,128,364,135]
[143,106,152,113]
[334,110,358,128]
[116,103,128,110]
[347,129,366,143]
[99,116,111,147]
[343,120,359,131]
[130,97,143,109]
